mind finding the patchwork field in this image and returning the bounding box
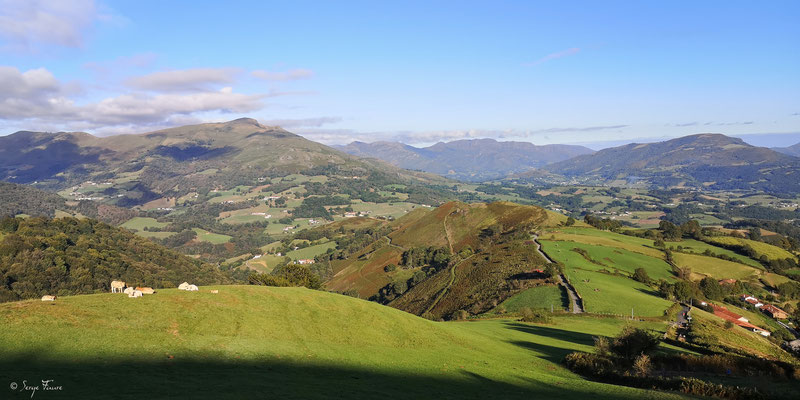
[540,240,674,317]
[497,285,569,313]
[668,239,763,268]
[120,217,169,231]
[672,253,761,281]
[192,228,232,244]
[543,227,664,258]
[0,286,689,399]
[706,236,797,261]
[286,241,337,260]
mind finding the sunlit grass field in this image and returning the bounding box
[0,286,687,400]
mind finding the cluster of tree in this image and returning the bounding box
[400,246,451,270]
[0,216,229,302]
[248,264,321,289]
[583,214,623,231]
[292,195,350,220]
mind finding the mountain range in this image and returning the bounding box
[0,118,444,206]
[335,138,594,181]
[541,133,800,194]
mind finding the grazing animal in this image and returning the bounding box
[136,287,155,295]
[187,284,199,291]
[41,295,56,302]
[123,287,135,295]
[210,290,219,294]
[178,282,190,290]
[111,280,126,293]
[128,290,143,298]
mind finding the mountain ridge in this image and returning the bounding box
[335,138,594,181]
[540,133,800,194]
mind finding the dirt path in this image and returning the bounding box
[443,212,455,254]
[423,254,475,316]
[383,236,405,251]
[532,234,584,314]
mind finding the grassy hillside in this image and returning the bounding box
[0,216,228,302]
[0,286,687,399]
[327,201,567,319]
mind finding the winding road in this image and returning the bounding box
[532,234,584,314]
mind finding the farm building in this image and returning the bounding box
[740,295,763,308]
[711,304,770,337]
[761,304,789,320]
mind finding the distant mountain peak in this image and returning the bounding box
[336,138,594,181]
[226,117,263,127]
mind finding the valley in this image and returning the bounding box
[2,123,800,399]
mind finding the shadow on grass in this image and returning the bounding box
[504,322,597,347]
[0,352,638,400]
[635,287,662,298]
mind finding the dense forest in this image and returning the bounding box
[0,216,229,302]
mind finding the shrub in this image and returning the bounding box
[383,264,397,272]
[520,307,552,324]
[632,268,650,284]
[632,354,652,377]
[610,327,661,361]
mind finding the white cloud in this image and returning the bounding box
[125,68,242,92]
[252,68,314,81]
[0,0,101,50]
[262,117,342,128]
[0,66,265,131]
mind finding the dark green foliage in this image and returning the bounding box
[0,182,67,218]
[400,246,451,271]
[248,264,321,289]
[777,281,800,300]
[699,277,724,300]
[659,220,682,240]
[519,307,552,323]
[564,216,576,226]
[293,196,350,220]
[609,327,661,361]
[0,216,229,302]
[583,214,622,231]
[632,268,650,284]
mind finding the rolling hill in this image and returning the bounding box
[0,118,446,206]
[336,138,594,181]
[773,142,800,157]
[0,216,229,302]
[0,285,687,399]
[325,201,567,319]
[542,133,800,194]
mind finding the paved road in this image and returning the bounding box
[532,234,584,314]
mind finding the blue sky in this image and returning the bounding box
[0,0,798,148]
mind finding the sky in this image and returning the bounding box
[0,0,799,148]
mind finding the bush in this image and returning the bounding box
[610,327,661,361]
[520,307,552,324]
[632,268,650,284]
[383,264,397,272]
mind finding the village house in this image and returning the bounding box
[761,304,789,320]
[718,279,737,285]
[711,304,770,337]
[740,295,764,308]
[297,259,315,265]
[344,212,357,218]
